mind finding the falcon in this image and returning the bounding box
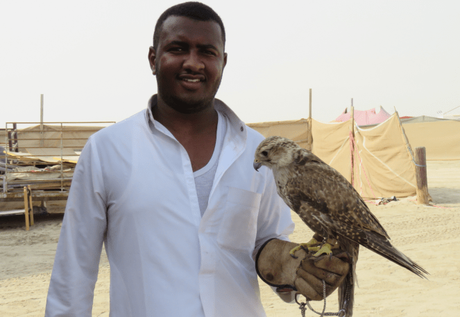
[253,136,428,316]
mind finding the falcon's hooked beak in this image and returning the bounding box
[253,160,262,172]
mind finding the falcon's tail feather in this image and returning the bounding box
[364,231,428,279]
[338,242,359,317]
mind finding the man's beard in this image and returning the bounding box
[156,73,223,114]
[160,94,215,114]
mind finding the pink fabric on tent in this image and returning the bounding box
[333,107,391,126]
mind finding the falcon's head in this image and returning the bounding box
[253,136,300,171]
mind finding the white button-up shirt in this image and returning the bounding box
[45,96,294,317]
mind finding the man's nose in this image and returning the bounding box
[183,51,204,72]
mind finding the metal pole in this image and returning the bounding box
[4,123,8,192]
[24,186,30,231]
[40,94,44,147]
[60,123,64,191]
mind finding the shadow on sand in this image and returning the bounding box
[429,187,460,204]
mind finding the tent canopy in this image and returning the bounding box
[333,106,391,126]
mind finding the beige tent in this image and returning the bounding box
[246,119,311,150]
[248,113,417,199]
[402,118,460,161]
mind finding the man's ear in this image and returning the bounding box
[223,52,227,71]
[148,46,156,75]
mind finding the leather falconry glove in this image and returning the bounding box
[256,239,350,301]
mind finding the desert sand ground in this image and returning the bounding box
[1,160,459,316]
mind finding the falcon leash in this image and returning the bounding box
[295,280,346,317]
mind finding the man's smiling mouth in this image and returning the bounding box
[183,78,202,83]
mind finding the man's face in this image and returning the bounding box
[149,16,227,114]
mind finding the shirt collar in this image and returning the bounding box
[145,95,158,130]
[144,94,247,139]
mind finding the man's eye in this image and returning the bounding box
[204,50,217,56]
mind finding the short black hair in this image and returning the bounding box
[153,2,226,51]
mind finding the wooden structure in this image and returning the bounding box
[1,121,114,223]
[0,185,36,230]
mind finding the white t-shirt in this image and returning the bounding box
[194,110,227,216]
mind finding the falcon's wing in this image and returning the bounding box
[285,149,390,240]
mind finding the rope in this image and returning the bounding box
[412,160,426,168]
[296,280,346,317]
[395,112,424,171]
[350,132,354,187]
[349,131,376,199]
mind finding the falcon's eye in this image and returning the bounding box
[261,151,268,157]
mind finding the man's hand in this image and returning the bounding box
[256,239,350,301]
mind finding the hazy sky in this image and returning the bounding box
[1,0,459,126]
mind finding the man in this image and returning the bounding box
[45,2,349,316]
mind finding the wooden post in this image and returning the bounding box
[8,130,12,151]
[350,101,355,185]
[13,123,18,152]
[23,186,30,231]
[307,88,313,151]
[9,123,18,152]
[415,147,429,205]
[28,185,34,226]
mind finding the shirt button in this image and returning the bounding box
[240,126,244,132]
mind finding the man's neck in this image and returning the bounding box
[153,99,218,136]
[152,98,219,172]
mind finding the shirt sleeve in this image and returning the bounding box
[45,137,107,316]
[253,166,295,257]
[253,166,296,303]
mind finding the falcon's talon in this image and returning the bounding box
[306,246,321,252]
[289,245,303,258]
[313,242,334,257]
[289,237,321,258]
[300,245,320,252]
